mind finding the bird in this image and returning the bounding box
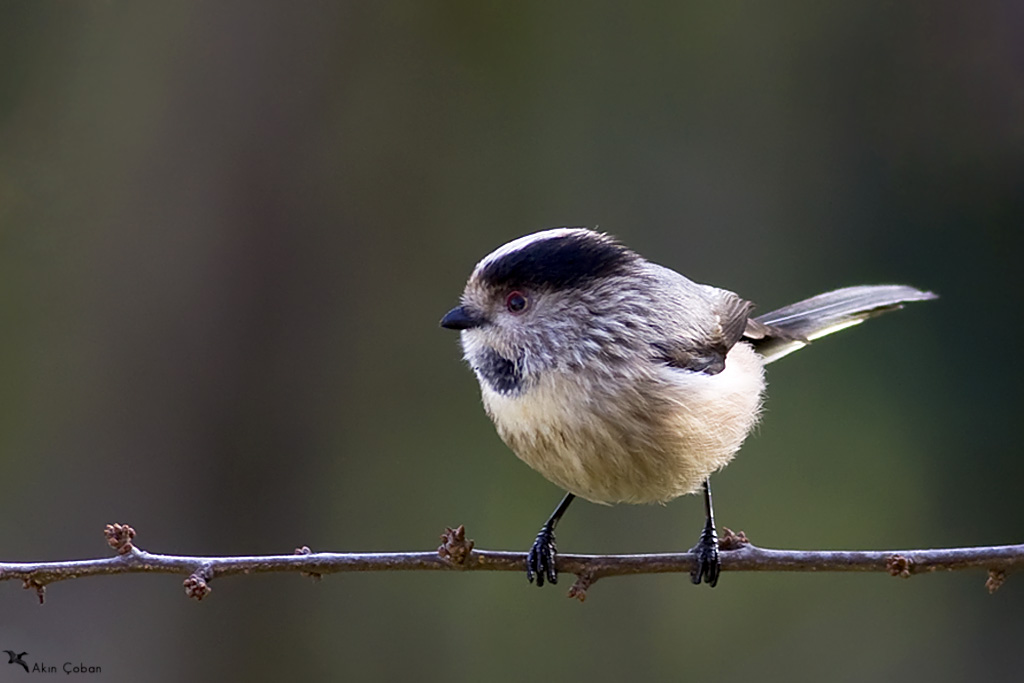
[440,227,935,587]
[4,651,29,673]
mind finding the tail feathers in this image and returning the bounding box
[747,285,937,364]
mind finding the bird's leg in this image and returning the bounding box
[690,478,721,587]
[526,493,575,587]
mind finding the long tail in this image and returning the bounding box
[746,285,937,364]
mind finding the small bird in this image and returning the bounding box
[4,650,29,673]
[441,227,935,587]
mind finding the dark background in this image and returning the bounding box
[1,2,1021,681]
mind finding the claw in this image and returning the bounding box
[526,524,558,587]
[690,519,720,587]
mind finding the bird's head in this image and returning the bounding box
[440,228,645,396]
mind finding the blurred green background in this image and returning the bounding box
[1,1,1021,681]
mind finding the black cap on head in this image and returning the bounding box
[477,229,637,292]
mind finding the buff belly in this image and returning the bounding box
[481,343,766,504]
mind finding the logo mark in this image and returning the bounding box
[3,651,28,673]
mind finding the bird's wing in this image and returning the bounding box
[654,293,754,375]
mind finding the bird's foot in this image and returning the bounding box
[526,523,558,587]
[690,518,720,587]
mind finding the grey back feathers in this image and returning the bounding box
[649,288,755,375]
[747,285,938,364]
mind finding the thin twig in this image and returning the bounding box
[0,524,1018,602]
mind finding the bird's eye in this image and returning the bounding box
[505,291,528,314]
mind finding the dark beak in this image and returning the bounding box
[440,305,486,330]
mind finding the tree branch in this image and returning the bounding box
[0,524,1018,603]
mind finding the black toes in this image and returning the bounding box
[526,524,558,587]
[690,521,720,587]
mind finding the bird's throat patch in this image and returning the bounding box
[474,349,523,395]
